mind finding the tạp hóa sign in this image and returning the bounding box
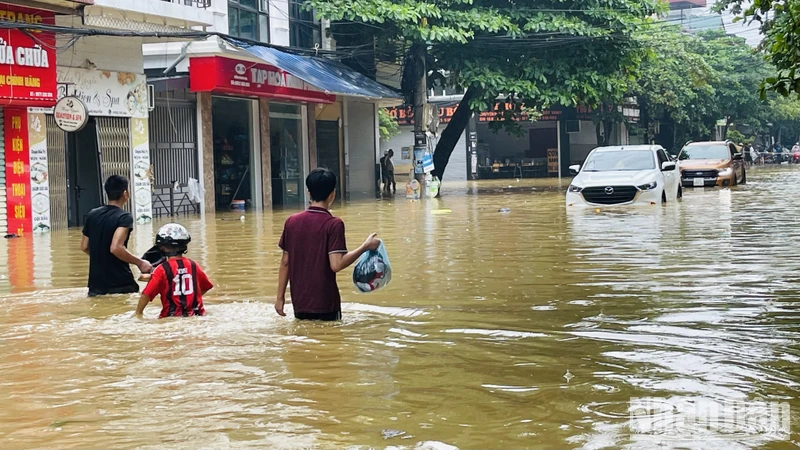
[0,4,56,106]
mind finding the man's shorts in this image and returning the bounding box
[294,311,342,321]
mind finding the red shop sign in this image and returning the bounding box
[0,3,57,106]
[5,107,31,235]
[189,56,335,104]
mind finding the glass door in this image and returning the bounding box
[270,103,304,209]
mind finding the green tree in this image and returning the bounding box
[716,0,800,97]
[312,0,660,187]
[379,108,401,142]
[628,27,772,149]
[633,26,715,145]
[687,30,771,137]
[766,95,800,145]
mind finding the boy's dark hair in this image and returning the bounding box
[105,175,129,201]
[306,168,337,202]
[159,243,188,257]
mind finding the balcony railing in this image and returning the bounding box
[160,0,211,8]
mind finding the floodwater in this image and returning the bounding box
[1,166,800,450]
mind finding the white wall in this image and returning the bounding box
[477,121,555,161]
[88,0,217,29]
[381,127,414,180]
[346,101,377,199]
[380,125,468,181]
[446,131,468,181]
[269,0,291,47]
[57,16,144,73]
[568,120,598,164]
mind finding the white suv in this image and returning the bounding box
[566,145,681,207]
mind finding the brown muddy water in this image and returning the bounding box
[1,167,799,449]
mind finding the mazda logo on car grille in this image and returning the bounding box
[604,186,615,195]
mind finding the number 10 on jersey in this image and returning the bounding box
[173,274,194,296]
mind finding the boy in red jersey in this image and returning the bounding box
[135,223,213,318]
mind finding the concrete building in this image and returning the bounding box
[2,0,218,235]
[383,91,639,181]
[142,0,400,216]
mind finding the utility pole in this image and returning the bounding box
[412,43,427,185]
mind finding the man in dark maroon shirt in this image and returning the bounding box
[276,168,380,321]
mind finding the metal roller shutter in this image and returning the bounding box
[96,117,133,212]
[45,115,67,230]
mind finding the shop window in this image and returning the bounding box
[229,0,269,43]
[270,103,305,208]
[212,97,256,210]
[289,0,321,49]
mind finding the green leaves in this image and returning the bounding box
[718,0,800,99]
[378,108,401,141]
[317,0,660,135]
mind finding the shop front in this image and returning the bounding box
[44,67,152,228]
[472,105,568,179]
[0,2,58,237]
[189,55,335,213]
[473,103,640,179]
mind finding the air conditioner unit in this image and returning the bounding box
[565,120,581,133]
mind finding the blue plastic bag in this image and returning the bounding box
[353,241,392,293]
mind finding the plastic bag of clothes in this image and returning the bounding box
[353,241,392,293]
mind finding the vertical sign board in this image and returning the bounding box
[31,109,52,286]
[547,148,559,175]
[131,117,152,223]
[28,110,48,232]
[5,108,30,236]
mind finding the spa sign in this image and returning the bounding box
[53,96,88,132]
[57,68,149,118]
[0,4,57,105]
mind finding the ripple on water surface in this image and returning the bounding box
[1,170,800,448]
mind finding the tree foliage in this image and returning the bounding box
[626,26,777,150]
[311,0,661,182]
[378,108,401,142]
[716,0,800,97]
[766,94,800,144]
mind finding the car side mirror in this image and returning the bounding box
[568,164,580,174]
[733,153,743,160]
[661,162,676,171]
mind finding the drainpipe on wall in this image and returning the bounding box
[163,42,192,75]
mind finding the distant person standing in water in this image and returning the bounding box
[276,168,380,321]
[384,149,396,195]
[81,175,152,297]
[380,150,389,192]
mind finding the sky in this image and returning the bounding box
[718,7,763,47]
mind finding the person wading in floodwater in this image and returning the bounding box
[384,149,396,195]
[275,168,380,321]
[81,175,152,297]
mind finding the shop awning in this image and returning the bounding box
[239,44,401,101]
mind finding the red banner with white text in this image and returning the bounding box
[6,107,30,236]
[0,3,57,106]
